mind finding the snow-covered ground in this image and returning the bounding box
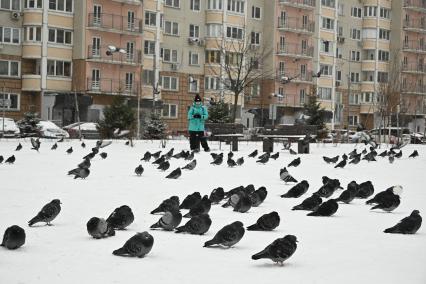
[0,139,425,284]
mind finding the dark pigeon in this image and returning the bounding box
[204,221,245,248]
[209,187,225,204]
[355,181,374,199]
[113,232,154,258]
[135,165,144,176]
[334,158,347,169]
[270,152,280,160]
[1,225,25,250]
[249,187,268,207]
[66,147,73,154]
[288,157,301,167]
[323,155,339,164]
[281,180,309,198]
[307,199,339,216]
[251,235,298,265]
[157,160,170,171]
[106,205,134,230]
[150,196,180,214]
[384,210,422,234]
[28,199,61,226]
[227,158,237,167]
[150,210,183,231]
[30,138,40,152]
[248,150,258,158]
[166,168,182,179]
[182,159,197,170]
[15,143,22,151]
[86,217,115,239]
[175,214,212,235]
[366,186,402,205]
[51,143,58,150]
[335,181,359,204]
[183,195,211,218]
[100,152,107,159]
[236,157,244,166]
[247,212,280,231]
[292,194,323,211]
[180,192,202,209]
[141,151,152,162]
[211,155,223,165]
[5,155,15,164]
[73,168,90,179]
[408,150,418,158]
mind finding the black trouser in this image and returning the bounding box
[189,131,209,151]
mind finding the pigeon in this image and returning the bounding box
[292,194,323,211]
[384,210,422,234]
[251,235,298,265]
[362,152,376,162]
[28,199,61,226]
[342,153,348,160]
[366,186,402,205]
[307,199,339,216]
[66,147,73,154]
[289,148,297,155]
[182,159,197,170]
[135,165,144,176]
[235,157,244,166]
[409,150,419,158]
[78,158,91,169]
[335,181,359,204]
[209,187,225,203]
[0,155,3,163]
[15,143,22,151]
[150,196,180,214]
[224,185,245,199]
[204,221,245,248]
[323,155,339,164]
[185,151,195,161]
[362,149,367,155]
[389,155,395,164]
[86,217,115,239]
[281,180,309,198]
[256,153,270,164]
[81,142,86,148]
[165,148,174,159]
[113,232,154,258]
[152,151,161,159]
[211,155,223,165]
[166,168,182,179]
[83,151,96,160]
[227,158,237,167]
[355,181,374,199]
[348,149,357,158]
[378,150,388,157]
[106,205,134,230]
[230,192,252,213]
[150,210,183,231]
[125,140,130,146]
[175,214,212,235]
[314,179,342,198]
[279,167,298,183]
[248,149,258,158]
[73,168,90,179]
[30,138,41,152]
[249,187,268,207]
[210,152,222,160]
[180,192,202,209]
[288,157,301,167]
[172,150,186,159]
[247,212,280,231]
[91,147,99,154]
[100,152,107,159]
[244,184,256,195]
[334,158,347,169]
[395,150,402,158]
[282,141,291,150]
[5,155,15,164]
[183,195,211,218]
[157,160,170,171]
[153,156,165,165]
[270,152,280,160]
[258,152,270,160]
[141,151,152,162]
[349,156,361,165]
[1,225,25,250]
[370,193,400,212]
[228,152,234,159]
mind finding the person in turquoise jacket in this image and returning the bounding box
[188,94,210,152]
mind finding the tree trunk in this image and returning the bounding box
[231,91,240,123]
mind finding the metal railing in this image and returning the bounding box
[401,63,426,73]
[87,45,142,64]
[276,43,314,57]
[87,78,139,96]
[279,0,315,9]
[274,95,306,108]
[88,13,143,33]
[403,19,426,30]
[403,0,426,10]
[276,70,313,83]
[403,40,426,52]
[277,17,315,33]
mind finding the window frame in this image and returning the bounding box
[48,28,73,45]
[0,92,20,111]
[0,60,20,77]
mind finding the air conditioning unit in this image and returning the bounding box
[11,11,21,20]
[337,36,345,43]
[170,63,178,71]
[188,37,200,44]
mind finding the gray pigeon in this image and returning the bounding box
[73,168,90,179]
[384,210,422,234]
[270,152,279,160]
[247,211,280,231]
[106,205,134,230]
[292,194,322,211]
[100,152,107,159]
[135,165,144,176]
[15,143,22,151]
[252,235,298,264]
[288,157,301,167]
[51,143,58,150]
[166,168,181,179]
[113,232,154,258]
[30,138,40,151]
[281,180,309,198]
[236,157,244,166]
[150,210,183,231]
[78,158,91,169]
[28,199,61,226]
[280,168,298,183]
[182,159,197,170]
[1,225,25,250]
[87,217,115,239]
[183,195,211,218]
[307,199,339,216]
[355,181,374,199]
[289,148,297,155]
[204,221,245,248]
[157,160,170,171]
[141,151,152,162]
[66,147,73,154]
[209,187,225,203]
[151,196,180,214]
[180,192,202,209]
[175,214,212,235]
[249,187,268,207]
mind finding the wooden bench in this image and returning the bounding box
[205,123,244,151]
[214,134,244,151]
[257,135,305,152]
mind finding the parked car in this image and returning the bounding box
[370,127,410,144]
[37,121,70,139]
[0,118,20,138]
[63,122,100,139]
[410,132,425,144]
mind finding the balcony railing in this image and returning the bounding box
[403,19,426,31]
[277,17,315,33]
[276,43,314,58]
[277,70,313,83]
[274,95,306,108]
[401,63,426,73]
[403,40,426,53]
[279,0,315,9]
[88,13,142,33]
[403,0,426,10]
[87,45,142,64]
[401,85,426,94]
[87,78,139,96]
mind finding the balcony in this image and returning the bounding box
[401,63,426,74]
[403,19,426,33]
[22,75,41,91]
[401,85,426,94]
[403,40,426,53]
[87,45,142,65]
[273,95,306,108]
[276,43,313,59]
[87,78,139,96]
[88,13,142,34]
[403,0,426,12]
[111,0,142,5]
[277,17,315,34]
[279,0,315,10]
[277,70,313,84]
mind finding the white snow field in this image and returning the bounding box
[0,139,425,284]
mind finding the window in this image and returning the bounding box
[378,50,389,61]
[190,0,200,11]
[317,87,332,100]
[126,42,135,61]
[320,64,333,76]
[205,76,221,90]
[299,89,306,105]
[350,72,360,83]
[25,26,41,42]
[349,115,358,126]
[125,72,134,91]
[142,70,154,86]
[207,0,222,10]
[144,41,155,55]
[252,6,261,19]
[320,40,332,54]
[350,50,360,61]
[380,8,390,19]
[351,7,362,18]
[25,0,42,8]
[164,0,179,8]
[161,48,178,63]
[160,76,179,90]
[206,24,222,37]
[377,72,388,83]
[91,69,100,89]
[336,70,342,81]
[205,50,221,64]
[361,92,374,103]
[0,27,20,44]
[162,104,178,118]
[227,0,245,13]
[226,26,243,39]
[145,11,157,27]
[48,28,72,45]
[0,60,19,77]
[321,0,335,8]
[1,0,20,10]
[350,28,361,40]
[379,29,390,40]
[127,11,135,31]
[0,92,19,110]
[250,83,260,97]
[321,17,334,30]
[278,61,285,75]
[251,32,260,45]
[189,78,199,92]
[349,94,359,105]
[49,0,72,12]
[364,6,377,17]
[164,21,179,36]
[189,52,199,65]
[225,52,242,65]
[46,60,71,77]
[91,37,101,57]
[189,24,199,38]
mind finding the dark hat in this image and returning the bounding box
[194,94,202,102]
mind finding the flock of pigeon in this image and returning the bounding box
[0,137,423,266]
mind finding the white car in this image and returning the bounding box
[37,121,70,139]
[0,117,20,137]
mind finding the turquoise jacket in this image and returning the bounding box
[187,103,208,132]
